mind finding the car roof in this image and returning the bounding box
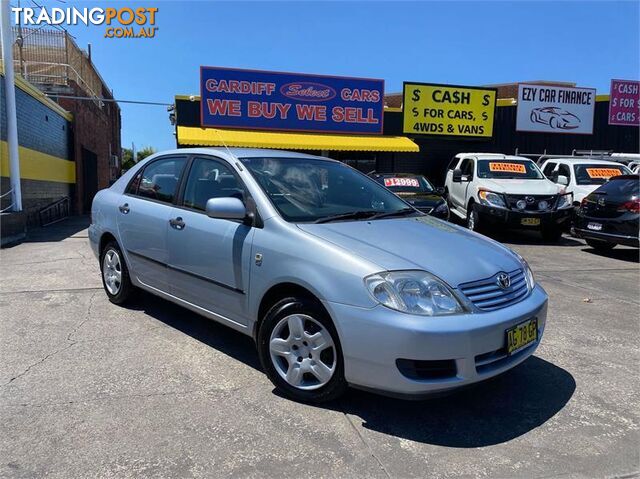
[542,158,628,166]
[456,153,532,161]
[150,147,331,161]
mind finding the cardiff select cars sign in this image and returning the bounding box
[200,66,384,134]
[402,82,496,138]
[516,84,596,134]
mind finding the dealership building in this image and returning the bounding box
[174,69,639,183]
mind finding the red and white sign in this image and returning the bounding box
[609,79,640,126]
[384,177,420,187]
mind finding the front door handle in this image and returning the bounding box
[169,217,185,230]
[118,203,130,214]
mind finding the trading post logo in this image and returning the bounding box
[12,6,159,39]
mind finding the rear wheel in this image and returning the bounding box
[586,238,616,252]
[100,241,135,304]
[257,297,347,403]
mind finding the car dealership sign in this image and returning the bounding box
[200,67,384,134]
[609,79,639,126]
[402,82,496,138]
[516,84,596,134]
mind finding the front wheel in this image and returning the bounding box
[466,204,483,233]
[586,238,616,252]
[257,297,347,403]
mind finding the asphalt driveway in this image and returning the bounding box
[1,217,638,478]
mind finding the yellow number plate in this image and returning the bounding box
[521,217,541,226]
[506,318,538,355]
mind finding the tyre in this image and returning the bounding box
[100,241,135,304]
[257,297,347,403]
[466,203,483,233]
[586,238,616,252]
[541,227,563,242]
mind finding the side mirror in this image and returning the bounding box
[205,197,247,221]
[452,169,463,183]
[557,175,569,186]
[435,187,445,195]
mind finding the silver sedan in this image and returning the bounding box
[89,148,548,402]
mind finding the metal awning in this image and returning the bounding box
[176,126,419,152]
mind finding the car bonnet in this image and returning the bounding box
[297,216,522,288]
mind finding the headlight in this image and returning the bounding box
[365,270,464,316]
[478,190,506,208]
[434,202,449,214]
[556,192,573,209]
[514,252,535,290]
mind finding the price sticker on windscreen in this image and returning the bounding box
[586,168,623,179]
[384,178,420,187]
[489,162,527,174]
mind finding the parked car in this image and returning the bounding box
[530,107,580,130]
[574,174,640,251]
[90,148,548,403]
[540,157,632,204]
[369,172,449,220]
[444,153,573,240]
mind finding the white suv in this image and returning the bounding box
[539,157,632,204]
[444,153,573,240]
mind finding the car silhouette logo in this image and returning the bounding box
[530,106,581,130]
[497,273,511,289]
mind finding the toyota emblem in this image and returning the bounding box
[497,273,511,289]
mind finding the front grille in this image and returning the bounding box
[458,268,528,311]
[505,194,557,211]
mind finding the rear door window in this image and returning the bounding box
[134,157,187,204]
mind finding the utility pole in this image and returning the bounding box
[1,0,22,211]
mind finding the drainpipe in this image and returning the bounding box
[0,0,22,211]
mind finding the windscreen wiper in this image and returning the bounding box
[369,208,419,220]
[314,210,379,224]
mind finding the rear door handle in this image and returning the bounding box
[169,217,185,230]
[118,203,130,214]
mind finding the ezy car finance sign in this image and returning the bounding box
[516,84,596,134]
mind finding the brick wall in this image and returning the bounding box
[0,76,73,225]
[57,81,121,213]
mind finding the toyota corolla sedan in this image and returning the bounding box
[89,148,548,403]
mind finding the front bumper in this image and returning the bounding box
[324,284,548,397]
[476,203,573,230]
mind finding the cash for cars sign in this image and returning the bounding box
[609,79,640,126]
[402,83,496,138]
[516,84,596,134]
[200,67,384,134]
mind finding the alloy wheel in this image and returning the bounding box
[103,249,123,295]
[269,314,336,390]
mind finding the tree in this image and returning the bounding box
[121,146,156,171]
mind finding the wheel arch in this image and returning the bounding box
[99,231,118,256]
[254,282,329,340]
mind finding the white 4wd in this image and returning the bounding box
[540,157,632,205]
[444,153,574,241]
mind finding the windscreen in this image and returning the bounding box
[574,164,631,185]
[594,176,640,197]
[240,157,409,222]
[477,160,544,179]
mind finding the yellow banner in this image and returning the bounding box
[403,83,496,137]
